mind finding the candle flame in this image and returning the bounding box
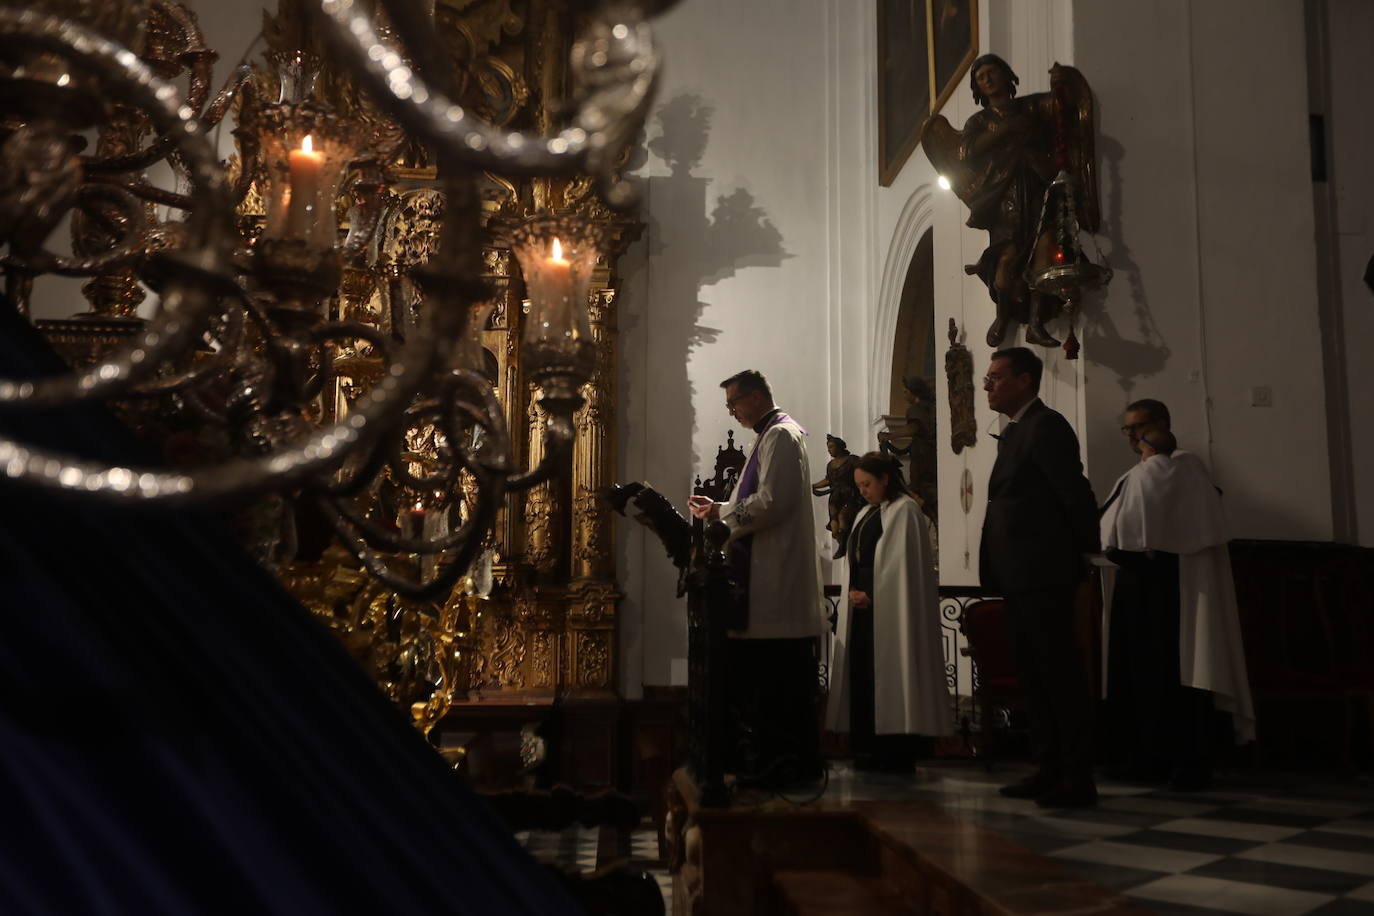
[551,238,563,260]
[301,134,314,154]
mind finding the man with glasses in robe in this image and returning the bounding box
[1099,399,1254,790]
[690,370,826,787]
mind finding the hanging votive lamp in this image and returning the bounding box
[1028,169,1112,359]
[1028,170,1112,303]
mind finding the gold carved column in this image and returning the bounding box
[564,212,639,697]
[268,1,645,734]
[522,391,559,576]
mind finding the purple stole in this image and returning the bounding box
[728,411,801,622]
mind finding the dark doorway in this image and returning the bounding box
[885,228,937,524]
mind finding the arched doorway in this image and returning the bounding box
[883,227,937,525]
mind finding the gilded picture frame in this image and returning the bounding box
[878,0,978,187]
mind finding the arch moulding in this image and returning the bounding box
[870,184,935,430]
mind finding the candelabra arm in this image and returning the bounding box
[314,0,661,208]
[0,316,430,502]
[82,59,252,175]
[385,399,461,492]
[315,474,502,602]
[0,278,216,407]
[0,255,440,503]
[2,183,146,277]
[0,11,237,406]
[371,0,463,103]
[129,294,246,396]
[442,369,514,476]
[504,408,576,492]
[323,431,395,499]
[155,0,216,105]
[317,481,498,556]
[107,178,194,211]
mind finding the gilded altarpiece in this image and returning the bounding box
[34,0,639,743]
[270,0,642,726]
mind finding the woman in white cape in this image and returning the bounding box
[826,452,952,768]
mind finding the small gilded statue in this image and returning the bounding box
[811,434,864,559]
[923,55,1098,349]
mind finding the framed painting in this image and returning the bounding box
[878,0,978,187]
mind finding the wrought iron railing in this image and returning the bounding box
[824,583,997,732]
[820,584,841,692]
[937,586,997,733]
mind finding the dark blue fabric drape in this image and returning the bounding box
[0,305,578,914]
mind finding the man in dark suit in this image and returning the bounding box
[980,347,1100,807]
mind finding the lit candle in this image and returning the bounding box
[538,238,573,333]
[404,499,427,543]
[286,134,323,241]
[409,500,431,576]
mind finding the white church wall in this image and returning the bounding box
[623,0,1119,689]
[869,0,1078,588]
[1073,0,1210,503]
[617,0,849,693]
[1190,1,1330,541]
[617,0,1086,689]
[1076,0,1332,542]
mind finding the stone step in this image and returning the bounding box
[772,870,918,916]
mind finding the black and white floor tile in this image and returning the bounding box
[515,763,1374,915]
[827,762,1374,916]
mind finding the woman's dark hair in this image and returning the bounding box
[826,433,848,451]
[855,451,912,502]
[902,376,934,402]
[969,53,1019,107]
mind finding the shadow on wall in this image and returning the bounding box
[1082,131,1171,393]
[626,92,791,497]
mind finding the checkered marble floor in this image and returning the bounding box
[825,761,1374,916]
[515,764,1374,915]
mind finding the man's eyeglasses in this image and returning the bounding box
[982,374,1007,386]
[725,394,748,412]
[1120,422,1150,436]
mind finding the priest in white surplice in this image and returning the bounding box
[689,370,826,786]
[825,452,952,769]
[1099,399,1255,791]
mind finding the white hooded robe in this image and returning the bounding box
[1099,450,1255,742]
[825,495,953,736]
